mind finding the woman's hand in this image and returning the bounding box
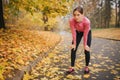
[70,44,76,50]
[85,45,90,51]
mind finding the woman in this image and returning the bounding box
[67,6,92,74]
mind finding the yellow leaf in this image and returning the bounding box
[0,66,5,80]
[41,77,48,80]
[93,64,101,67]
[110,70,118,74]
[83,74,90,78]
[17,59,24,65]
[66,74,74,79]
[23,72,33,80]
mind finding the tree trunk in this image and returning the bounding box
[118,0,120,27]
[106,0,111,28]
[104,0,111,28]
[115,0,118,27]
[0,0,5,29]
[42,13,48,31]
[100,10,103,28]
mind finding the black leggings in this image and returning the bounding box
[71,30,92,67]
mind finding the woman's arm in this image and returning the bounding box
[69,19,76,47]
[83,19,90,50]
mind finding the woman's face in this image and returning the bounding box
[73,10,83,22]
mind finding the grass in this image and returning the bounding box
[92,28,120,40]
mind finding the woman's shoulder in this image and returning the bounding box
[69,17,75,23]
[83,17,90,24]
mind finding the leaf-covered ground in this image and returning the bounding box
[93,28,120,40]
[0,29,61,79]
[23,31,120,80]
[0,28,120,80]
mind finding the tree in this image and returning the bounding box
[34,0,74,30]
[104,0,111,28]
[115,0,118,27]
[117,0,120,27]
[0,0,5,29]
[4,0,74,30]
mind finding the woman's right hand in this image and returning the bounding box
[85,45,90,52]
[70,44,76,50]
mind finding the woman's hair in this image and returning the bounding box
[73,6,83,14]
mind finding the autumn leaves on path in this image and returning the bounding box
[0,29,61,80]
[0,29,120,80]
[24,31,120,80]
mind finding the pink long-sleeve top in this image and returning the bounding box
[69,17,91,47]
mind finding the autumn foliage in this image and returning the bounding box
[0,29,61,79]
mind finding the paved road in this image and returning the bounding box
[30,31,120,80]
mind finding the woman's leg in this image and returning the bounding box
[71,31,83,67]
[84,30,92,73]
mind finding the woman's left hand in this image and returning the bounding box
[85,45,90,51]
